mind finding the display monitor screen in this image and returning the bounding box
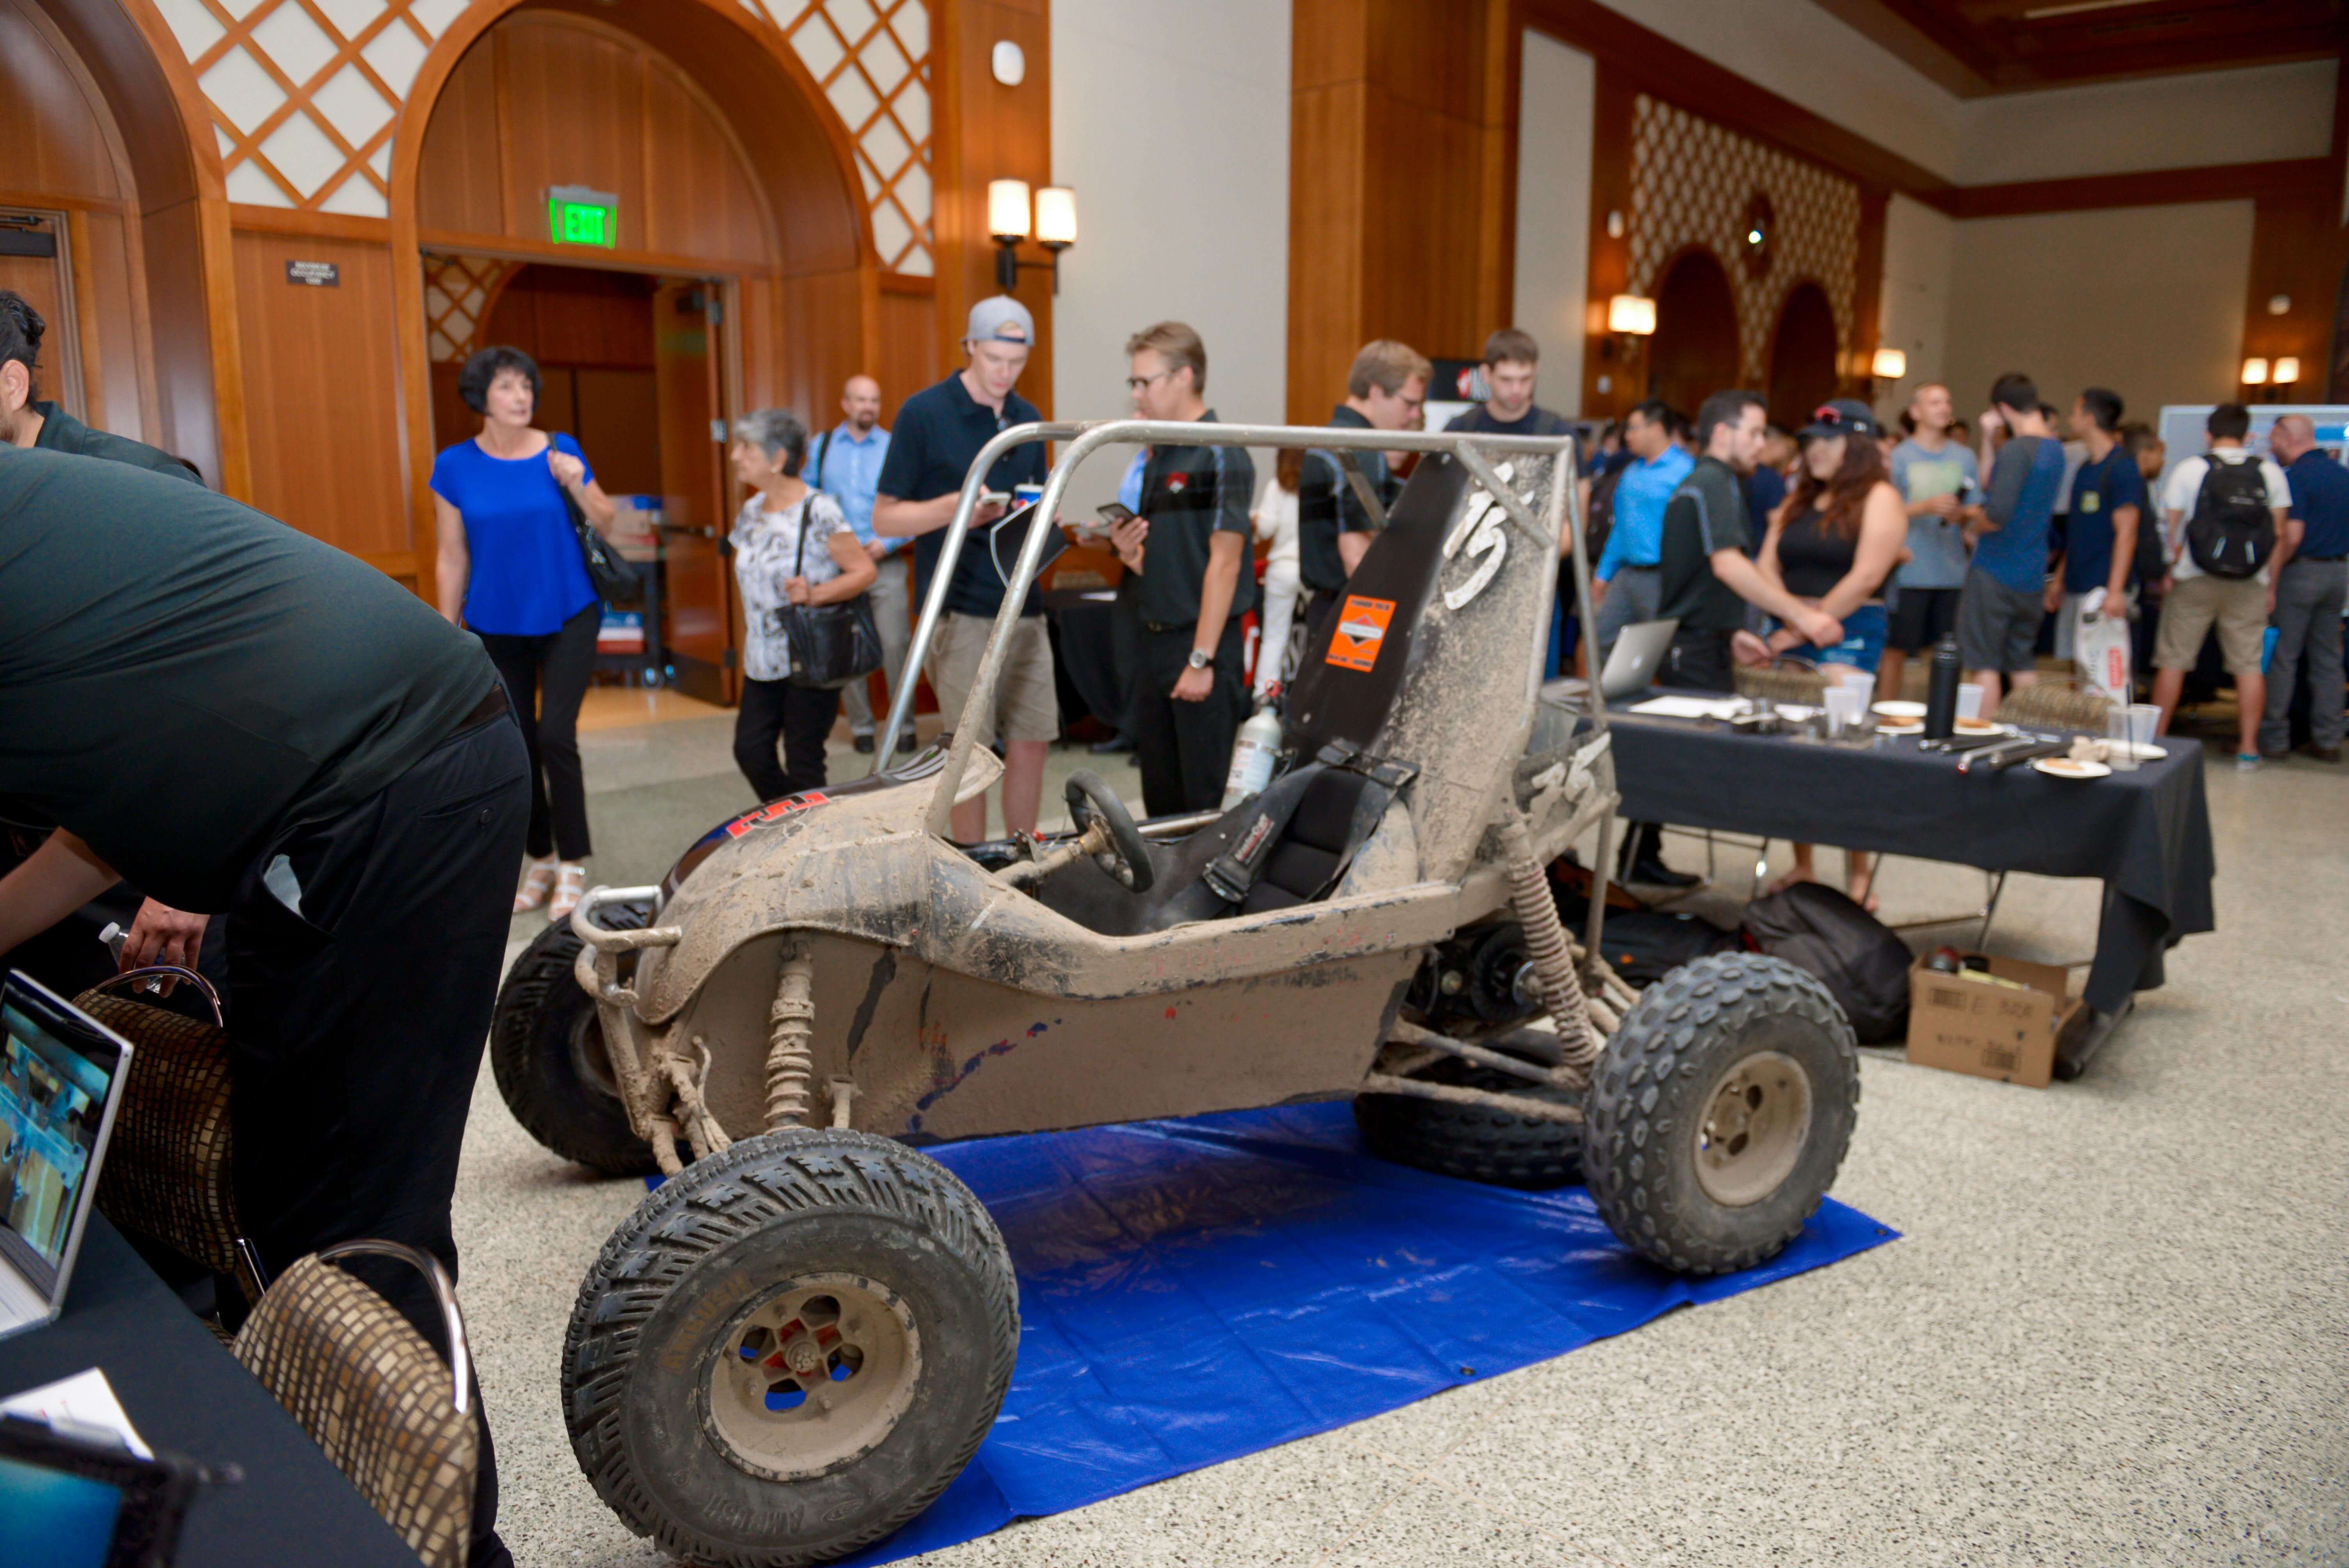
[0,1450,122,1568]
[0,994,119,1295]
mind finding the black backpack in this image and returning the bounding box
[1740,883,1912,1044]
[2183,457,2276,579]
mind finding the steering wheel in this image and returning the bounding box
[1064,771,1155,893]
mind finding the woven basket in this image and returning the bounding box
[1998,681,2113,732]
[1732,661,1829,706]
[234,1254,476,1568]
[74,991,246,1295]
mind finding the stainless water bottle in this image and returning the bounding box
[1923,634,1962,740]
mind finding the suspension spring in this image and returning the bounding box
[765,940,817,1130]
[1498,810,1600,1073]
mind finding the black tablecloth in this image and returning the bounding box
[1604,703,2216,1015]
[0,1214,417,1568]
[1045,589,1130,731]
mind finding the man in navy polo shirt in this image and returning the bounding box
[874,296,1054,841]
[2260,413,2347,761]
[2045,386,2143,691]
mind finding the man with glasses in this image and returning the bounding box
[1103,322,1255,814]
[1296,339,1430,648]
[874,297,1054,841]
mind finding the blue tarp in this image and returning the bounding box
[811,1102,1896,1564]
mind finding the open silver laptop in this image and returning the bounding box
[1553,617,1681,704]
[0,973,132,1341]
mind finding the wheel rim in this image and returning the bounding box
[701,1274,922,1481]
[1692,1049,1813,1207]
[565,1008,622,1101]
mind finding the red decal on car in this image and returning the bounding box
[723,791,832,839]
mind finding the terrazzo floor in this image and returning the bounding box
[451,700,2349,1567]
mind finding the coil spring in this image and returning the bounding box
[765,941,816,1130]
[1499,813,1600,1071]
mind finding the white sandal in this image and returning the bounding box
[549,862,588,922]
[513,857,557,913]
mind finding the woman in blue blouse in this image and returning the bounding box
[431,345,619,921]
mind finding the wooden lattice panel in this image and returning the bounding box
[420,252,512,363]
[1627,95,1860,387]
[147,0,933,275]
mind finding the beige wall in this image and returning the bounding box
[1875,192,1955,419]
[1514,30,1597,417]
[1050,0,1291,513]
[1942,201,2255,422]
[1954,62,2335,185]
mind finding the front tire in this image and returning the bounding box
[491,901,656,1176]
[1583,952,1858,1274]
[563,1130,1019,1568]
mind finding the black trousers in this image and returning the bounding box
[734,676,840,802]
[1129,625,1247,818]
[478,602,597,861]
[226,709,529,1568]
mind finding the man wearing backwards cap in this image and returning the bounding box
[874,296,1055,841]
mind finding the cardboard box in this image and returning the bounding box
[1904,953,2083,1089]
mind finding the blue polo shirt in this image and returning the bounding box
[874,372,1049,618]
[807,422,893,553]
[2285,447,2349,559]
[2059,447,2147,592]
[1595,445,1695,579]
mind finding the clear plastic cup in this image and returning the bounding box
[1823,686,1862,737]
[1956,682,1984,722]
[2126,702,2160,755]
[2105,704,2139,770]
[1839,671,1876,710]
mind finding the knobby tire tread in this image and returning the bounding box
[1583,951,1859,1276]
[490,902,655,1176]
[562,1130,1019,1568]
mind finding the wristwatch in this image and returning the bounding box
[1185,649,1212,671]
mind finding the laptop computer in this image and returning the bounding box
[0,973,132,1342]
[1552,617,1681,703]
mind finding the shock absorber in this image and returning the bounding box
[1497,809,1600,1076]
[765,939,816,1130]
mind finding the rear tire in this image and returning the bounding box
[1583,952,1859,1274]
[1353,1054,1583,1188]
[563,1130,1019,1567]
[491,901,656,1176]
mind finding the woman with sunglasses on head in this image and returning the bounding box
[1753,399,1908,910]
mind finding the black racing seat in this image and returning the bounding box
[1233,766,1372,914]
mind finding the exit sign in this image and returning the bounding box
[547,185,617,248]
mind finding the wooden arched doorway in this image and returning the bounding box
[7,0,223,480]
[1645,248,1740,423]
[394,0,874,700]
[1767,283,1840,433]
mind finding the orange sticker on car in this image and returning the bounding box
[1325,595,1394,672]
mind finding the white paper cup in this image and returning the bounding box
[1956,683,1984,722]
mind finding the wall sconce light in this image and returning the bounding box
[1606,294,1657,335]
[1871,347,1907,381]
[2273,355,2300,385]
[988,180,1077,294]
[2241,357,2270,386]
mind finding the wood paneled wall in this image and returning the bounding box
[2,0,160,448]
[935,0,1054,413]
[1286,0,1517,424]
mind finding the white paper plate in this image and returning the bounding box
[2034,757,2111,779]
[1952,717,2004,735]
[1871,700,1927,719]
[2107,739,2166,761]
[1875,721,1923,736]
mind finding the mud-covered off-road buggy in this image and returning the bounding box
[490,420,1860,1566]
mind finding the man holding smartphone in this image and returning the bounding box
[873,297,1054,841]
[1105,322,1256,815]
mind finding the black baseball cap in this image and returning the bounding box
[1799,399,1882,441]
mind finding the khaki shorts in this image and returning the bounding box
[2154,573,2267,674]
[927,610,1060,746]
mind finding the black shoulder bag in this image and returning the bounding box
[782,500,885,690]
[558,469,638,601]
